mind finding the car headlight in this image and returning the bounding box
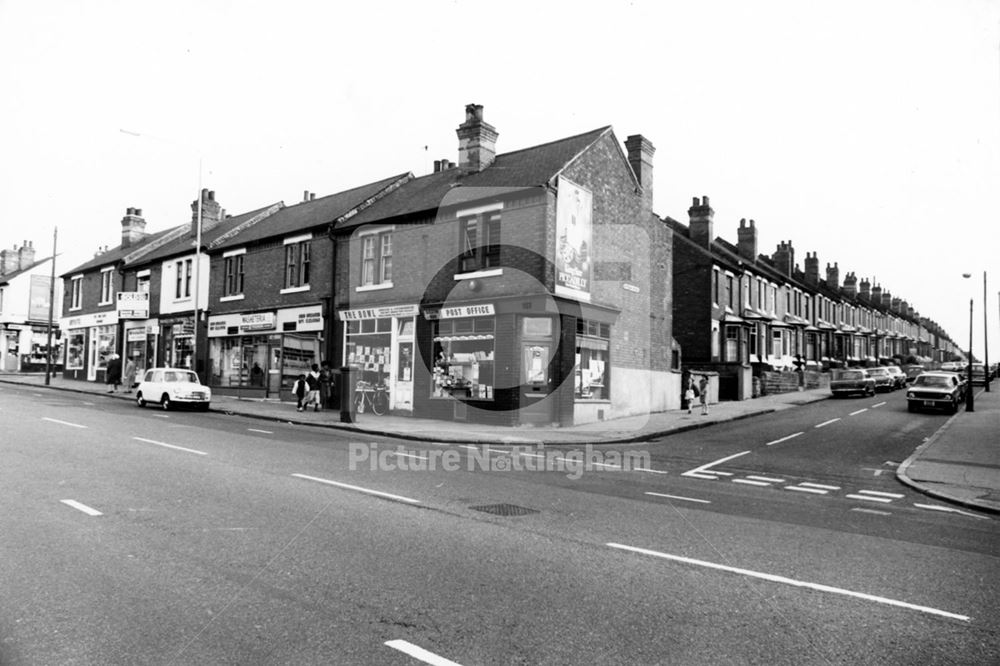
[906,391,915,398]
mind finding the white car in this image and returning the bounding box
[136,368,212,411]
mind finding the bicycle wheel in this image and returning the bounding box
[372,390,388,415]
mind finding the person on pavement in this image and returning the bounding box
[105,354,122,393]
[123,356,137,394]
[699,375,709,415]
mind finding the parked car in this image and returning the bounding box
[884,365,907,389]
[969,363,988,385]
[903,365,925,383]
[136,368,212,411]
[866,366,896,392]
[831,369,875,398]
[907,372,963,413]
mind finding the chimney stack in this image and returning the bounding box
[688,196,714,248]
[191,189,223,237]
[804,252,820,285]
[737,219,758,261]
[121,208,147,249]
[772,241,795,278]
[859,277,871,301]
[456,104,498,172]
[826,262,839,290]
[16,240,35,269]
[625,134,655,214]
[843,271,857,297]
[882,290,893,309]
[891,296,902,313]
[0,245,19,275]
[872,283,883,307]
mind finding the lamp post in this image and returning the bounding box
[983,271,990,392]
[962,273,974,411]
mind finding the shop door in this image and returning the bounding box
[267,340,283,396]
[87,332,98,381]
[520,342,554,425]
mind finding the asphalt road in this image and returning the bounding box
[1,384,997,665]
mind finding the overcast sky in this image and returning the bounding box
[2,0,998,360]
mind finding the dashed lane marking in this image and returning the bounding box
[60,500,103,516]
[292,473,421,504]
[133,437,207,456]
[385,639,463,666]
[856,490,905,499]
[799,482,841,490]
[733,479,771,486]
[42,417,87,429]
[872,402,887,408]
[634,466,669,475]
[845,493,893,503]
[814,418,841,428]
[605,542,970,621]
[746,475,786,483]
[851,507,892,516]
[765,432,804,446]
[247,428,273,434]
[785,486,829,494]
[849,408,868,416]
[645,492,711,504]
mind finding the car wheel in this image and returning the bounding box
[867,386,875,397]
[136,392,146,408]
[161,395,172,411]
[950,399,959,414]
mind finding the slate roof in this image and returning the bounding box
[0,256,54,285]
[337,126,612,231]
[61,226,182,277]
[210,173,411,251]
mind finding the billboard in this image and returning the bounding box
[554,176,592,300]
[29,275,52,320]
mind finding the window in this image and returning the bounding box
[175,259,192,299]
[576,318,611,400]
[458,212,500,273]
[70,276,82,310]
[284,239,310,289]
[772,330,783,357]
[66,331,84,369]
[431,317,495,399]
[224,254,245,296]
[712,269,720,306]
[361,231,393,286]
[725,326,739,362]
[726,275,735,310]
[137,275,150,293]
[749,325,759,357]
[100,268,114,304]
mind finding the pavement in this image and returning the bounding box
[3,371,997,514]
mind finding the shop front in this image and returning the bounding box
[60,311,118,382]
[208,305,324,398]
[122,320,158,379]
[339,303,419,413]
[159,316,195,370]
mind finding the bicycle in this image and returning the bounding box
[355,380,389,415]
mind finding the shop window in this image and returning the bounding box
[458,213,501,273]
[209,335,267,388]
[361,232,392,286]
[432,317,495,399]
[224,254,245,296]
[66,331,84,369]
[100,268,114,305]
[96,325,116,370]
[575,318,610,400]
[284,239,310,289]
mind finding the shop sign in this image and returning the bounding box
[277,305,324,332]
[117,291,150,319]
[126,327,148,342]
[438,303,495,319]
[64,311,116,329]
[339,304,419,321]
[240,312,276,332]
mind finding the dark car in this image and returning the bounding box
[907,372,963,413]
[866,366,896,392]
[903,365,925,383]
[831,369,875,398]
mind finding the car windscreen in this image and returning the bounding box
[840,371,864,380]
[914,376,949,387]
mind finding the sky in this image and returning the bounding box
[2,0,998,360]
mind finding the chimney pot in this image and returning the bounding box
[456,103,498,172]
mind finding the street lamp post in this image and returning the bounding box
[983,271,990,392]
[966,297,974,412]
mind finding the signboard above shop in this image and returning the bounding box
[117,291,150,319]
[339,304,419,321]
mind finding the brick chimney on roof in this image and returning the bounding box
[688,196,714,248]
[804,252,820,285]
[121,207,147,249]
[826,262,840,290]
[843,271,857,297]
[191,189,224,237]
[16,240,35,270]
[871,283,883,306]
[882,290,893,309]
[456,104,498,172]
[772,241,794,278]
[859,277,871,301]
[625,134,655,215]
[0,244,20,274]
[737,219,757,261]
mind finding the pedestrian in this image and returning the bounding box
[105,354,122,393]
[684,376,696,415]
[319,361,333,409]
[123,355,137,393]
[292,374,307,412]
[305,364,321,412]
[699,375,709,415]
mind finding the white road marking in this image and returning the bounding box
[32,393,43,397]
[388,451,429,461]
[685,472,720,480]
[42,417,87,429]
[645,492,711,504]
[515,451,545,458]
[851,507,892,516]
[914,503,989,520]
[605,542,970,621]
[785,486,828,494]
[733,479,771,486]
[292,473,420,504]
[765,432,803,446]
[845,493,893,503]
[151,414,169,418]
[747,475,786,483]
[857,490,905,499]
[682,450,751,478]
[849,408,868,416]
[800,482,841,490]
[708,470,733,476]
[633,466,669,475]
[82,401,95,406]
[814,418,841,428]
[247,428,273,434]
[459,445,479,451]
[132,437,207,456]
[385,639,463,666]
[872,402,886,408]
[60,500,102,516]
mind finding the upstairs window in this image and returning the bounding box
[175,259,193,299]
[284,238,311,289]
[100,267,114,305]
[458,212,501,273]
[224,254,245,296]
[361,231,393,286]
[70,276,82,310]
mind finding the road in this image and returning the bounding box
[1,384,997,664]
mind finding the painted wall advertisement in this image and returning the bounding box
[555,176,592,300]
[29,275,52,320]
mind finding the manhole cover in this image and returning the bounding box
[470,503,539,517]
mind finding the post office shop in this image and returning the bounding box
[207,305,324,398]
[338,304,419,413]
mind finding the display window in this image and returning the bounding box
[96,325,116,370]
[66,331,85,369]
[280,333,320,391]
[575,319,610,400]
[346,317,392,387]
[431,317,494,400]
[209,335,269,388]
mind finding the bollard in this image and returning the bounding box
[339,366,356,423]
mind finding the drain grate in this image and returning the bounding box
[470,503,539,517]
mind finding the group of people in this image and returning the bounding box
[684,374,710,415]
[292,362,335,412]
[104,354,137,394]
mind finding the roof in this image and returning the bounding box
[210,173,411,251]
[61,226,181,277]
[136,203,283,264]
[0,255,54,284]
[337,126,612,231]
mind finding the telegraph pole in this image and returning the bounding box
[44,227,57,386]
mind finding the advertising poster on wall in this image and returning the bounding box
[29,275,51,320]
[555,176,592,301]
